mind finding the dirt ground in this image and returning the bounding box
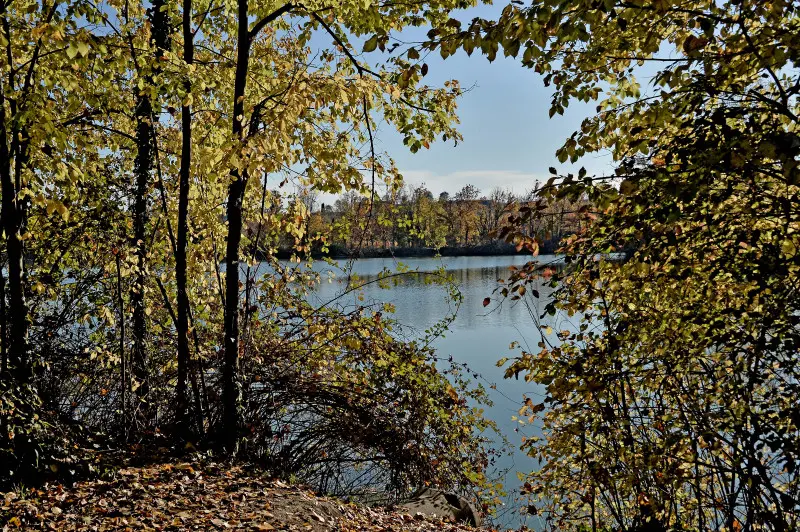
[1,462,488,531]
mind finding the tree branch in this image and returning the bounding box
[309,11,381,79]
[249,3,294,42]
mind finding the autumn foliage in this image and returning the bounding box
[0,0,497,507]
[447,0,800,529]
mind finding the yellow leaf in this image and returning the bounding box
[57,203,69,222]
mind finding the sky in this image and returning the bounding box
[331,2,616,202]
[375,51,613,198]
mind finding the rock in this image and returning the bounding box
[397,488,480,527]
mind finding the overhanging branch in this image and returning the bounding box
[249,3,295,42]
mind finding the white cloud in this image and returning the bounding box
[314,169,548,207]
[398,169,547,197]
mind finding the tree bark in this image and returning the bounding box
[221,0,293,454]
[175,0,193,441]
[0,83,29,384]
[115,253,128,439]
[131,92,153,425]
[0,258,6,375]
[221,0,251,454]
[131,0,170,428]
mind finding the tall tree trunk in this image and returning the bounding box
[0,259,6,375]
[115,253,128,439]
[222,180,246,453]
[219,0,288,452]
[222,0,250,453]
[0,1,60,385]
[0,88,29,384]
[221,0,292,455]
[132,92,153,426]
[130,0,169,428]
[175,0,193,440]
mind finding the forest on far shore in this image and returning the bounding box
[258,184,585,257]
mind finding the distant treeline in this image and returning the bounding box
[255,184,586,259]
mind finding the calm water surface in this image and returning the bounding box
[296,255,582,529]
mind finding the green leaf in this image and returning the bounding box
[363,35,379,53]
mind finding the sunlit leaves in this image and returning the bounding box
[473,0,800,529]
[0,0,499,501]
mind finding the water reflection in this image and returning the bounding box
[290,255,577,529]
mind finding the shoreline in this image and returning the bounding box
[268,240,561,260]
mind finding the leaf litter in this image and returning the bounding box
[1,462,490,531]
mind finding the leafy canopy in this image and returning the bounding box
[429,0,800,529]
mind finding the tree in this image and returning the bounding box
[477,188,514,243]
[410,185,447,248]
[0,0,69,383]
[333,191,366,249]
[445,0,800,529]
[175,0,197,441]
[130,0,170,432]
[175,0,477,453]
[0,0,498,497]
[0,0,124,385]
[453,184,480,245]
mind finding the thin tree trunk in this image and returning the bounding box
[175,0,193,441]
[131,0,169,429]
[221,0,292,454]
[131,92,153,426]
[188,305,205,434]
[116,252,128,439]
[222,179,245,454]
[0,86,29,384]
[222,0,251,454]
[0,258,6,375]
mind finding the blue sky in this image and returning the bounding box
[363,3,615,200]
[377,51,614,198]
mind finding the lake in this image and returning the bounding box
[295,254,580,529]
